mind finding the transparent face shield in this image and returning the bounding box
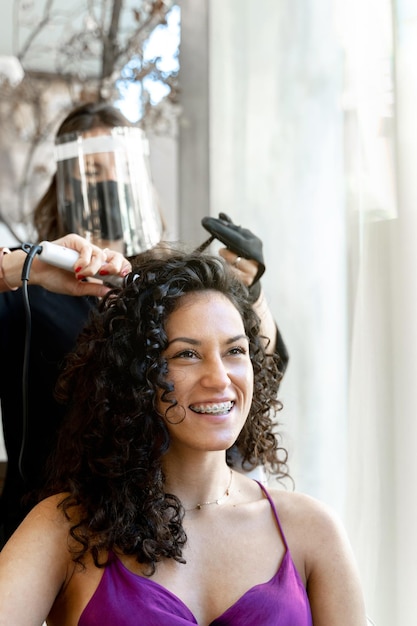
[55,127,163,257]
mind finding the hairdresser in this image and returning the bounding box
[0,101,164,547]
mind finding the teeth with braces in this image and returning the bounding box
[190,401,234,415]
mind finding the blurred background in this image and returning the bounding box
[1,1,416,624]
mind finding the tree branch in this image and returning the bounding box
[101,0,124,79]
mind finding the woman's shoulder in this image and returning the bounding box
[0,493,77,579]
[266,485,342,523]
[30,492,71,513]
[265,486,350,550]
[262,487,367,622]
[19,493,80,537]
[265,485,356,578]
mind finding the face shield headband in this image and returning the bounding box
[54,127,163,257]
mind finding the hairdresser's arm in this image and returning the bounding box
[0,234,131,296]
[253,289,289,371]
[219,247,288,368]
[0,496,71,626]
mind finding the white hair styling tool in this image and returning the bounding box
[38,240,124,287]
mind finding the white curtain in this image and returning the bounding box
[340,1,397,624]
[344,1,417,624]
[209,0,349,514]
[208,0,417,624]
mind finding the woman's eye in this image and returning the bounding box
[173,349,198,359]
[228,346,247,356]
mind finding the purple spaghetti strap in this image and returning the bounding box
[254,480,289,550]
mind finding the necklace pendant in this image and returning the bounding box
[196,504,202,510]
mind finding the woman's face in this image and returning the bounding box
[158,290,254,454]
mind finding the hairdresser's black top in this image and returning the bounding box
[0,287,288,548]
[0,287,96,546]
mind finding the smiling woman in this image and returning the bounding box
[0,247,367,626]
[159,290,254,457]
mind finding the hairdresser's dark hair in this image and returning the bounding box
[45,247,288,573]
[33,101,134,241]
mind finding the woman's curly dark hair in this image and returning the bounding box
[43,246,289,574]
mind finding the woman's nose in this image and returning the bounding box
[200,356,231,388]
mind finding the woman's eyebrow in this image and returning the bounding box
[167,334,248,347]
[227,334,249,344]
[167,337,200,347]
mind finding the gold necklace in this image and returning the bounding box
[185,468,233,512]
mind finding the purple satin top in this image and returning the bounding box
[79,483,313,625]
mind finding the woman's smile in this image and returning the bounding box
[189,400,234,415]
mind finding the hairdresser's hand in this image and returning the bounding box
[218,248,259,288]
[201,213,265,301]
[2,234,131,296]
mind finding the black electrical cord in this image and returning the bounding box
[18,242,43,482]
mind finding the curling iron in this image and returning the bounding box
[37,240,124,287]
